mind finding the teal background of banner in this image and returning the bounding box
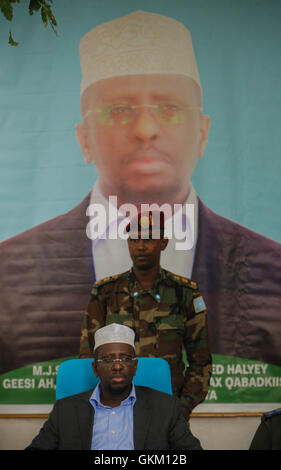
[0,0,280,242]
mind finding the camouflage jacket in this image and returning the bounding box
[79,268,212,419]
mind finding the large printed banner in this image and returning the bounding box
[1,355,281,406]
[0,0,280,412]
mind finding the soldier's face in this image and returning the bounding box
[76,74,210,205]
[128,233,168,271]
[93,343,137,397]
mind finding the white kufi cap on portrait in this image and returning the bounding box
[79,10,201,95]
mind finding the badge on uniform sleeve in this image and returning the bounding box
[193,296,207,313]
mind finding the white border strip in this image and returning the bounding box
[194,402,281,413]
[0,402,280,415]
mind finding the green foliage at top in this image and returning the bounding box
[0,0,58,46]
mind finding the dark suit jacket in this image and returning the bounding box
[26,386,202,450]
[1,193,280,373]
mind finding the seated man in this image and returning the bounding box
[26,323,202,450]
[80,211,212,420]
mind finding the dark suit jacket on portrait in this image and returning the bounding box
[0,192,281,373]
[26,386,202,450]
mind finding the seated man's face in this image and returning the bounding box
[77,74,210,205]
[93,343,137,396]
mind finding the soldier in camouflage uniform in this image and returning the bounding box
[79,211,212,420]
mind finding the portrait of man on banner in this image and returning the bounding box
[0,9,280,380]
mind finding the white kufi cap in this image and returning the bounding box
[94,323,135,351]
[79,10,201,95]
